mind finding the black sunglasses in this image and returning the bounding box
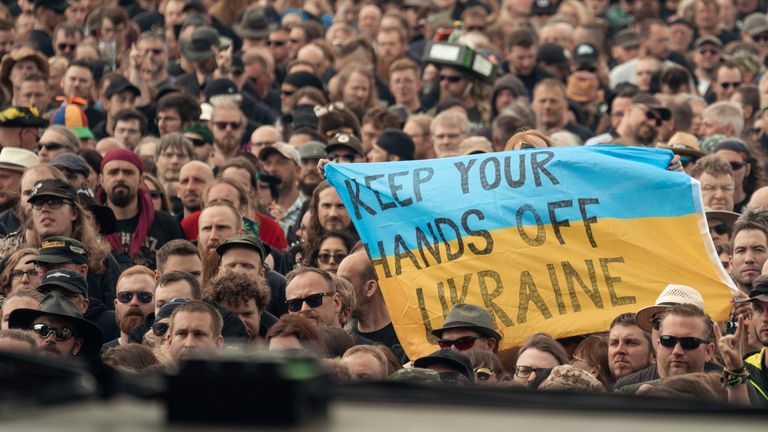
[439,75,463,83]
[267,39,287,46]
[37,142,67,152]
[720,81,741,89]
[729,161,745,170]
[318,252,347,265]
[152,321,169,337]
[710,223,729,236]
[32,323,75,341]
[149,189,162,198]
[117,291,154,304]
[644,110,662,126]
[57,43,77,51]
[438,335,480,350]
[659,335,708,350]
[755,33,768,42]
[285,292,334,313]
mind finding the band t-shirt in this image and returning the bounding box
[114,211,185,269]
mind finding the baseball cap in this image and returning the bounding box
[204,78,241,103]
[537,43,569,66]
[181,26,220,62]
[216,235,266,261]
[413,349,474,383]
[327,133,363,155]
[30,236,89,266]
[27,178,78,204]
[743,13,768,37]
[36,269,89,297]
[105,76,141,100]
[573,43,599,65]
[299,141,327,160]
[258,142,300,165]
[694,35,723,49]
[746,274,768,302]
[632,93,671,121]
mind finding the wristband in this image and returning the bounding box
[721,366,749,387]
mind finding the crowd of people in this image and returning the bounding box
[0,0,765,410]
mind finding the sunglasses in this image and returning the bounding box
[267,39,287,46]
[514,365,548,378]
[57,43,76,51]
[37,142,67,152]
[152,321,169,337]
[729,161,745,170]
[710,222,729,236]
[659,335,708,350]
[439,75,464,83]
[679,156,691,167]
[577,65,598,73]
[754,33,768,42]
[330,154,356,163]
[149,189,163,198]
[11,269,39,279]
[286,291,334,313]
[474,367,494,381]
[212,121,242,130]
[643,110,662,126]
[32,323,75,341]
[720,82,741,89]
[117,291,154,304]
[32,198,72,210]
[187,137,206,147]
[318,252,347,264]
[437,335,481,350]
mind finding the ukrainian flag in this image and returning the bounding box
[326,145,737,359]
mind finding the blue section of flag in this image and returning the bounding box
[326,145,690,259]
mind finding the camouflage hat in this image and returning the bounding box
[537,365,606,392]
[387,367,442,385]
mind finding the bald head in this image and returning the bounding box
[178,161,214,214]
[96,138,125,156]
[250,125,282,154]
[749,186,768,209]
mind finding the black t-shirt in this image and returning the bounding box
[354,322,408,363]
[114,211,185,269]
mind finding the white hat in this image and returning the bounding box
[635,284,705,332]
[0,147,38,172]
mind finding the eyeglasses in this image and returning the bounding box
[267,39,287,46]
[474,367,494,381]
[513,365,548,378]
[117,291,154,304]
[32,198,71,210]
[330,153,356,163]
[187,137,206,147]
[318,252,347,264]
[437,335,481,350]
[32,323,75,341]
[709,222,729,236]
[754,33,768,43]
[659,335,708,350]
[439,75,464,83]
[57,43,76,51]
[286,291,335,313]
[679,156,692,167]
[729,161,745,171]
[698,48,720,56]
[720,81,741,89]
[11,269,39,279]
[212,121,242,130]
[149,189,162,198]
[152,321,169,337]
[37,142,67,152]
